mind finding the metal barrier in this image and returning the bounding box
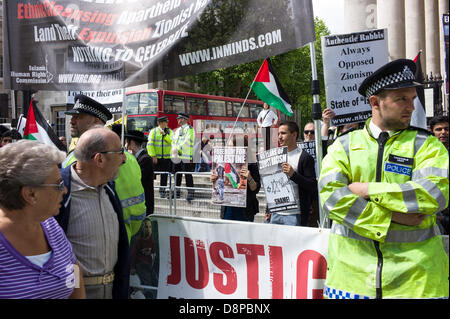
[172,171,222,219]
[153,171,173,216]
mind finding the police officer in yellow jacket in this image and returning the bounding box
[172,112,195,202]
[147,116,173,198]
[63,94,146,242]
[319,59,449,299]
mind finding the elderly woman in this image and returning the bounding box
[0,140,85,299]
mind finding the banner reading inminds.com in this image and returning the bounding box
[2,0,315,91]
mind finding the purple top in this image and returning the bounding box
[0,217,77,299]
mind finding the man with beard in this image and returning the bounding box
[319,59,449,299]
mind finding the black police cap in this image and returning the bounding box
[358,59,422,98]
[65,94,112,123]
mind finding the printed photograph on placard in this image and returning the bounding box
[211,146,247,208]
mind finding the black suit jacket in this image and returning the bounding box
[136,149,154,215]
[289,149,317,226]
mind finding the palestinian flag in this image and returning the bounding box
[17,99,67,152]
[225,163,240,189]
[251,58,293,116]
[410,51,427,129]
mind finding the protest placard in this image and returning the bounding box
[322,29,388,126]
[211,146,247,207]
[257,147,298,214]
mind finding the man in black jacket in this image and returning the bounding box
[268,121,317,226]
[124,130,154,216]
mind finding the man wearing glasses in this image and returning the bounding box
[63,94,146,241]
[56,127,130,299]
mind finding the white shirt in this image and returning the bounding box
[369,120,391,139]
[257,109,278,127]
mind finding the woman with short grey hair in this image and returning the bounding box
[0,140,85,299]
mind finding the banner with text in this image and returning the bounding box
[129,215,329,299]
[321,29,388,126]
[67,88,124,113]
[2,0,315,91]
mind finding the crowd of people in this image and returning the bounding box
[0,58,448,299]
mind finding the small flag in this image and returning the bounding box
[224,163,240,189]
[251,58,293,116]
[410,51,427,130]
[17,99,67,152]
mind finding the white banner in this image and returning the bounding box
[130,215,330,299]
[321,29,388,126]
[67,89,124,114]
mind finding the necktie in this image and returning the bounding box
[378,132,389,145]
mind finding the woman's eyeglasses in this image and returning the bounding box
[40,180,65,192]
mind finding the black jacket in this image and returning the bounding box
[289,149,317,226]
[136,149,154,215]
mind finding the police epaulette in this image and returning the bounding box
[408,125,432,136]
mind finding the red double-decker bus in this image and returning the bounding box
[125,89,279,137]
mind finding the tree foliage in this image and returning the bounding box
[184,15,331,128]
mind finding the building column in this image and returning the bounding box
[377,0,406,61]
[404,0,426,71]
[425,0,440,75]
[344,0,377,33]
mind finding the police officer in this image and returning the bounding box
[319,59,449,299]
[172,112,195,202]
[147,116,173,198]
[63,94,146,241]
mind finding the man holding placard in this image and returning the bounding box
[266,121,316,226]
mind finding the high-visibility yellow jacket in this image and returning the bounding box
[63,151,146,242]
[172,124,194,162]
[319,118,449,299]
[146,126,173,159]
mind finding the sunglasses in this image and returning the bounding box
[40,180,65,192]
[304,130,315,135]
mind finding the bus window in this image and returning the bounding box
[187,97,206,115]
[126,94,139,115]
[127,116,157,133]
[164,95,186,114]
[234,102,249,117]
[139,92,158,114]
[249,103,260,119]
[208,100,226,116]
[226,101,232,117]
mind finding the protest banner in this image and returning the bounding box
[257,147,298,214]
[67,88,124,113]
[297,141,316,160]
[2,0,315,91]
[321,29,388,126]
[129,215,329,299]
[211,146,247,207]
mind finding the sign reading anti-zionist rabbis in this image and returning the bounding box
[321,29,388,126]
[2,0,315,91]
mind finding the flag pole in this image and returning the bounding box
[225,86,252,146]
[309,41,328,229]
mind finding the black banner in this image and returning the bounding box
[2,0,315,91]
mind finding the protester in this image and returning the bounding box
[429,115,449,150]
[266,121,316,226]
[172,112,195,202]
[320,59,449,299]
[429,115,449,235]
[56,127,130,299]
[195,136,212,172]
[59,136,68,153]
[0,140,85,299]
[125,130,154,216]
[0,125,9,147]
[257,103,278,150]
[211,135,261,222]
[63,94,146,241]
[147,116,173,198]
[1,129,22,147]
